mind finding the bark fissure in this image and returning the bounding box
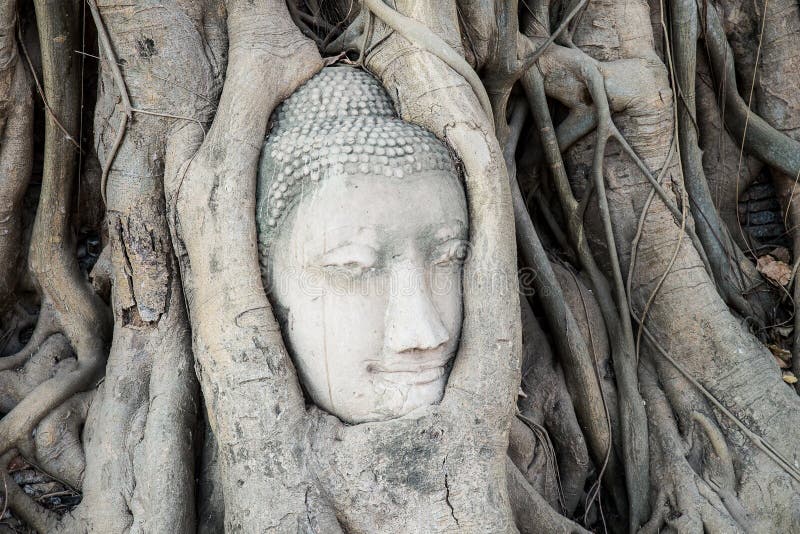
[442,455,459,526]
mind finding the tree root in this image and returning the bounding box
[714,0,800,393]
[669,0,759,320]
[362,0,493,128]
[635,311,800,483]
[627,136,678,360]
[0,300,59,373]
[579,51,652,531]
[0,333,73,414]
[692,71,775,328]
[0,0,110,461]
[506,456,590,534]
[521,1,588,70]
[638,361,750,534]
[0,326,91,509]
[64,3,229,529]
[694,53,763,253]
[522,64,649,529]
[0,3,110,527]
[33,391,92,490]
[700,2,800,180]
[517,297,591,516]
[689,411,753,528]
[164,1,323,529]
[0,46,33,311]
[0,341,103,463]
[0,451,59,533]
[506,99,622,517]
[1,1,796,533]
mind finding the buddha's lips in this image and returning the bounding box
[367,354,453,385]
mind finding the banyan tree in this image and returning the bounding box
[0,0,798,532]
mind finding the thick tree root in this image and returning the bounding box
[57,2,229,531]
[0,50,33,311]
[0,451,59,533]
[670,0,761,321]
[517,297,591,517]
[522,63,648,528]
[0,0,110,463]
[580,1,799,527]
[362,0,493,127]
[164,1,324,529]
[639,362,750,534]
[0,334,74,414]
[714,0,800,394]
[0,1,110,529]
[701,3,800,179]
[506,97,623,518]
[2,1,798,532]
[33,391,92,489]
[507,457,590,534]
[0,301,59,373]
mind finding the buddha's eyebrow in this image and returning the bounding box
[304,225,380,253]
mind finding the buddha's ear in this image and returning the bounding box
[364,1,521,427]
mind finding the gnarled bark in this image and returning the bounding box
[0,1,798,532]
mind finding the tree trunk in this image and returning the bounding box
[0,0,797,532]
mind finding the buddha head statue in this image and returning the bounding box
[257,66,467,424]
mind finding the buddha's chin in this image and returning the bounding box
[395,378,446,414]
[337,376,446,424]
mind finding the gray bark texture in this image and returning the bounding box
[0,0,798,533]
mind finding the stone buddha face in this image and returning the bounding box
[257,67,467,423]
[267,170,467,423]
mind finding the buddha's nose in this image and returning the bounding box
[384,262,450,354]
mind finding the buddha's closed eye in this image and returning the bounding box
[433,238,469,266]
